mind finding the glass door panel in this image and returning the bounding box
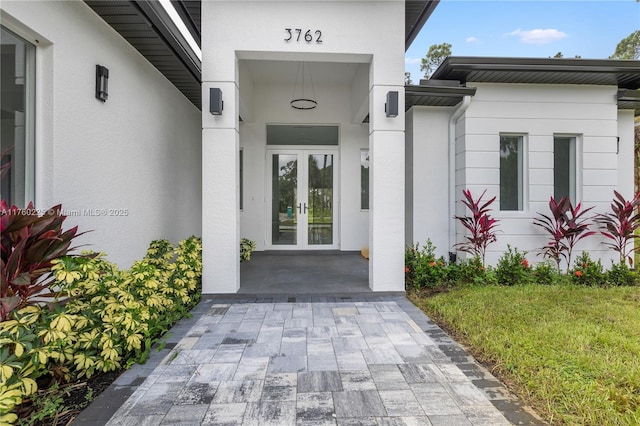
[308,154,333,245]
[271,154,298,245]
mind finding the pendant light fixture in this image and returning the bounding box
[290,62,317,110]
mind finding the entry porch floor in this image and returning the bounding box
[239,251,373,295]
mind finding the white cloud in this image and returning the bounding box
[507,28,567,45]
[466,36,479,43]
[405,57,421,65]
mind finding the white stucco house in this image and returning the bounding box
[1,1,638,294]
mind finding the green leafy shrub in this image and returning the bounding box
[532,260,564,285]
[0,237,202,424]
[496,246,533,286]
[606,261,638,287]
[240,238,256,262]
[456,256,487,285]
[405,241,447,289]
[571,252,605,286]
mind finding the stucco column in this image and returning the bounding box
[201,77,240,293]
[369,84,405,292]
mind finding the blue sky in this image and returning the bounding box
[406,0,640,81]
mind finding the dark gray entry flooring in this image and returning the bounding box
[239,251,372,295]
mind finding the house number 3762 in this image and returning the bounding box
[284,29,323,43]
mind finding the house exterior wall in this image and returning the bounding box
[405,106,452,258]
[1,1,202,267]
[201,0,405,293]
[455,82,624,266]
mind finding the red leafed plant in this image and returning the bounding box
[454,189,499,267]
[1,201,86,321]
[594,190,640,267]
[533,196,596,273]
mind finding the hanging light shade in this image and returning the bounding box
[290,62,317,110]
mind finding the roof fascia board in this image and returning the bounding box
[405,0,439,51]
[618,88,640,101]
[405,85,476,97]
[170,0,201,46]
[133,0,201,81]
[433,57,640,79]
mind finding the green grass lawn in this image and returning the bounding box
[411,284,640,425]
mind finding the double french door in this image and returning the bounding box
[268,149,338,249]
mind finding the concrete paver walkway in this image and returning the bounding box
[76,296,543,425]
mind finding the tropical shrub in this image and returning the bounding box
[532,260,565,285]
[405,241,447,289]
[534,197,595,273]
[240,238,256,262]
[606,261,638,287]
[454,189,499,267]
[456,256,488,285]
[594,190,640,267]
[0,237,202,424]
[1,202,86,321]
[571,252,605,286]
[496,246,533,286]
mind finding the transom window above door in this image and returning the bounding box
[267,125,338,146]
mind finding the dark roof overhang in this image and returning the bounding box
[431,56,640,115]
[405,82,476,109]
[84,0,201,109]
[405,1,440,50]
[618,89,640,113]
[431,57,640,89]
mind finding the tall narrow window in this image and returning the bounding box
[1,27,36,207]
[554,136,576,201]
[239,149,243,210]
[361,150,369,210]
[499,135,524,211]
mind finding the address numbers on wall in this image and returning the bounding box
[284,29,323,43]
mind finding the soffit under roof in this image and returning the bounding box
[432,57,640,89]
[405,84,476,109]
[618,89,640,113]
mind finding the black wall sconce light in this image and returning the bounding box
[385,91,398,117]
[95,65,109,102]
[210,88,223,115]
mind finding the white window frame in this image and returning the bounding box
[0,12,52,209]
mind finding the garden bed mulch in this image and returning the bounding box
[15,369,124,426]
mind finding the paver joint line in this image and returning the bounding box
[75,297,544,425]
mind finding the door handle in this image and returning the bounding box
[303,203,308,214]
[297,203,302,214]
